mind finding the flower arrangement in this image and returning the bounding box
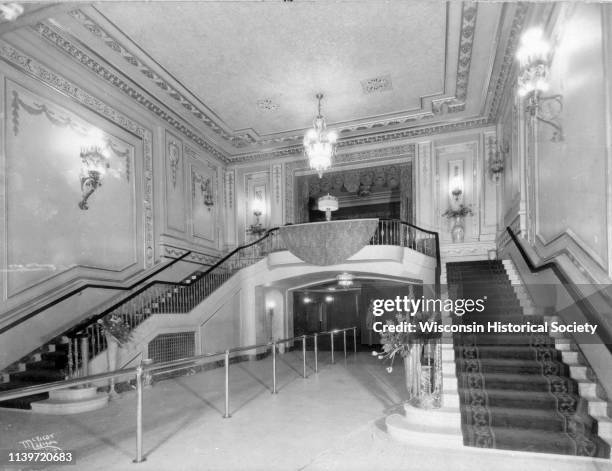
[98,314,132,346]
[442,204,473,219]
[372,314,414,373]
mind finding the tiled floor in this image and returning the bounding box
[1,352,611,471]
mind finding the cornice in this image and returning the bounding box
[432,2,478,115]
[230,117,490,164]
[486,3,529,122]
[31,20,230,164]
[68,9,254,149]
[67,5,480,151]
[18,8,494,166]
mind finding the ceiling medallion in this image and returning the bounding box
[256,98,280,111]
[360,75,393,95]
[303,93,337,178]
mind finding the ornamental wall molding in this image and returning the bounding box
[68,9,255,149]
[284,144,415,223]
[32,20,230,164]
[161,245,220,266]
[0,40,155,267]
[486,3,529,122]
[432,2,478,115]
[65,6,481,150]
[233,117,489,164]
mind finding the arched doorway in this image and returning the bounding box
[291,278,422,351]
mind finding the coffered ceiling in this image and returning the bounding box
[4,1,524,161]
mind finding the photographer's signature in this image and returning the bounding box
[18,433,62,452]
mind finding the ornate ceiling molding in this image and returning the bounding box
[231,117,490,164]
[65,5,481,152]
[68,9,254,149]
[31,20,230,164]
[432,2,478,115]
[0,39,155,266]
[486,3,529,122]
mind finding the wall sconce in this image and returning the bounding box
[0,3,24,21]
[516,27,564,142]
[449,171,463,203]
[488,136,506,184]
[78,146,110,210]
[201,179,214,209]
[325,295,334,303]
[247,198,267,236]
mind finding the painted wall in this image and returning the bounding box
[498,4,612,284]
[0,24,226,368]
[232,129,499,264]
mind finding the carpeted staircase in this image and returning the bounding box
[447,260,610,458]
[0,341,68,409]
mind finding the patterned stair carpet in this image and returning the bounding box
[447,260,610,458]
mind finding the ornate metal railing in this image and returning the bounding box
[3,218,439,381]
[63,229,286,373]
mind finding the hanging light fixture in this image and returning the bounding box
[304,93,337,178]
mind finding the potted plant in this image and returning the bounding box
[372,314,420,401]
[442,204,473,243]
[97,314,132,395]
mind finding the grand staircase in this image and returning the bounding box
[0,250,260,410]
[448,260,610,458]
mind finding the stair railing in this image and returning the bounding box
[506,226,612,351]
[62,228,285,372]
[375,219,441,298]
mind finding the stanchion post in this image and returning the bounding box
[343,330,347,359]
[314,333,318,373]
[353,327,357,354]
[223,350,231,418]
[302,335,307,378]
[79,335,89,379]
[272,342,277,394]
[133,365,145,463]
[330,331,335,364]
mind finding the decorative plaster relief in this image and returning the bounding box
[224,169,235,210]
[284,144,415,223]
[0,41,156,266]
[272,164,282,205]
[3,81,140,297]
[167,138,181,189]
[486,3,529,122]
[31,21,229,163]
[68,9,254,149]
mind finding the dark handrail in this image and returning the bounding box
[65,228,280,337]
[0,250,193,335]
[506,226,612,348]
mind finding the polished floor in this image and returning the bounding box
[1,351,611,471]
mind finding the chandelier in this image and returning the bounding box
[303,93,337,178]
